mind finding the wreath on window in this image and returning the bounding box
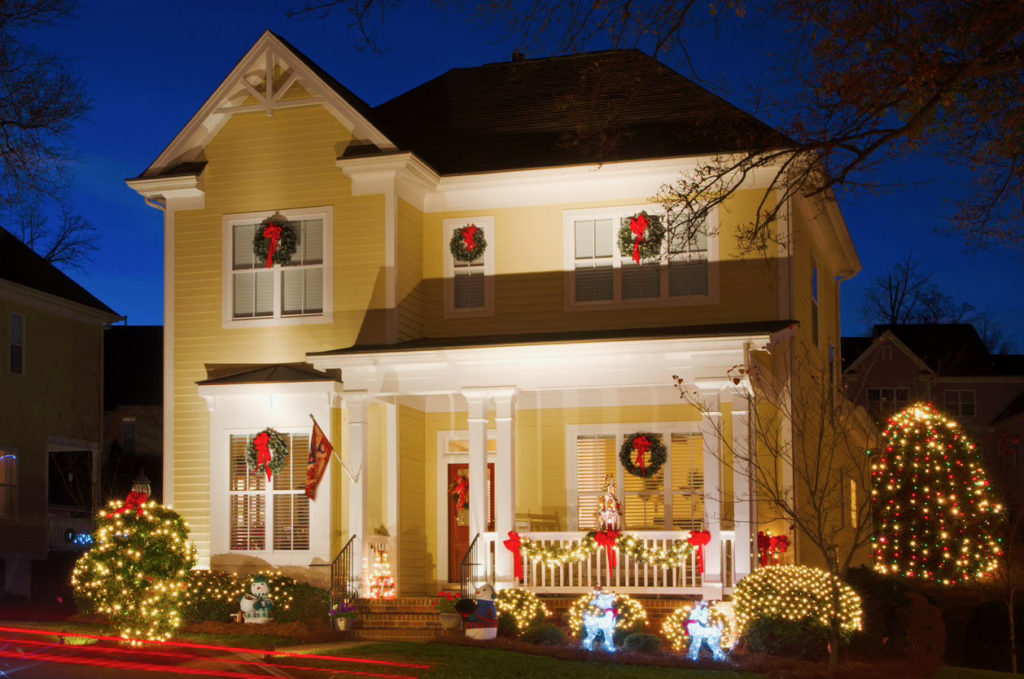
[619,433,667,478]
[449,224,487,262]
[617,211,665,263]
[252,216,298,268]
[246,428,289,481]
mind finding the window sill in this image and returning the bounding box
[222,312,333,330]
[565,293,717,312]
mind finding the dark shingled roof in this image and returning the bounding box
[370,50,790,175]
[992,391,1024,427]
[197,363,338,386]
[309,320,794,357]
[844,324,1024,377]
[0,226,117,316]
[105,326,162,409]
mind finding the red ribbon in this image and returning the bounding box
[633,435,652,476]
[263,224,282,268]
[757,531,771,566]
[109,491,148,518]
[629,213,649,263]
[503,531,523,581]
[461,225,479,254]
[595,530,619,571]
[688,530,712,574]
[254,431,274,481]
[451,476,469,511]
[758,531,788,566]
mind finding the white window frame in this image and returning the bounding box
[562,205,718,310]
[0,449,16,521]
[443,216,495,318]
[221,206,334,328]
[565,422,702,531]
[944,389,976,419]
[9,312,24,375]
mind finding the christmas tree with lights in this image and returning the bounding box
[368,547,397,599]
[870,403,1003,585]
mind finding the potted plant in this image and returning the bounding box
[435,591,461,631]
[330,601,357,631]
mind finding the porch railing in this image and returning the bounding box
[330,535,358,612]
[459,533,496,597]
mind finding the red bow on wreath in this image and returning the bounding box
[632,435,652,476]
[688,530,712,574]
[253,431,274,481]
[450,476,469,511]
[629,213,650,263]
[595,530,619,571]
[262,224,282,268]
[461,225,480,254]
[503,531,523,581]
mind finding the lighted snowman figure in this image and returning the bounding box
[239,575,274,624]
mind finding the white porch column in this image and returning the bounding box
[700,391,724,599]
[345,391,369,584]
[493,389,518,585]
[731,396,753,582]
[461,391,490,547]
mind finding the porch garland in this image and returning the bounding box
[617,211,665,263]
[510,530,697,570]
[246,428,289,481]
[252,216,298,268]
[449,223,487,262]
[619,433,667,478]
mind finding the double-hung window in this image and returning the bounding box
[867,387,909,419]
[567,207,712,306]
[944,389,976,418]
[229,433,310,552]
[9,313,24,375]
[224,207,332,326]
[444,217,494,316]
[0,451,15,519]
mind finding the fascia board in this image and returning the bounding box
[0,279,122,326]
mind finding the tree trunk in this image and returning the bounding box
[828,576,842,677]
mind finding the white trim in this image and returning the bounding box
[0,445,18,522]
[220,206,334,329]
[0,280,120,327]
[443,216,495,318]
[125,175,205,208]
[164,206,174,506]
[435,430,496,587]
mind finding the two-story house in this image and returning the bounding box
[0,227,121,598]
[127,32,860,599]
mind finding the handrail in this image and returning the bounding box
[330,534,357,616]
[459,533,481,598]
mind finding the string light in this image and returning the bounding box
[870,403,1003,585]
[733,565,862,634]
[662,600,737,652]
[494,588,550,632]
[367,548,397,599]
[567,591,647,637]
[519,532,696,569]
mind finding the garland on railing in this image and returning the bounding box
[507,530,699,571]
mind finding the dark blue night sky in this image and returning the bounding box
[30,1,1024,345]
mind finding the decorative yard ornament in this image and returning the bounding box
[368,547,397,600]
[450,223,488,262]
[594,475,622,531]
[459,583,499,640]
[619,433,667,478]
[239,575,273,623]
[246,428,289,482]
[581,589,619,652]
[252,215,297,268]
[686,599,726,661]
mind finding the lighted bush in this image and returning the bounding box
[745,617,829,658]
[178,570,326,623]
[567,591,648,642]
[71,500,197,643]
[734,565,862,638]
[180,570,241,623]
[494,588,549,634]
[662,601,737,651]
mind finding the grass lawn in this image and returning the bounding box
[934,669,1019,679]
[283,641,762,678]
[0,619,300,651]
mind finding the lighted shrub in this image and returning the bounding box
[180,570,241,623]
[274,581,329,623]
[745,617,829,658]
[494,588,549,634]
[179,570,326,623]
[71,500,197,643]
[733,565,862,637]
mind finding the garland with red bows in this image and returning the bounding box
[449,223,488,262]
[756,531,789,566]
[252,216,298,268]
[619,433,667,478]
[246,428,290,482]
[617,211,665,263]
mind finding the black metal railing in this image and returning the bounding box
[459,533,496,597]
[330,535,358,612]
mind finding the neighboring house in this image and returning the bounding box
[127,32,860,598]
[0,227,121,597]
[843,324,1024,503]
[103,325,163,503]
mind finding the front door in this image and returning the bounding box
[447,462,494,583]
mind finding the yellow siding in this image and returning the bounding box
[397,404,426,593]
[396,199,423,341]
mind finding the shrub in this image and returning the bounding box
[846,565,910,657]
[497,611,518,638]
[494,588,549,635]
[178,570,329,624]
[180,570,242,623]
[622,632,663,654]
[274,581,329,623]
[734,565,862,637]
[745,617,829,658]
[522,623,567,646]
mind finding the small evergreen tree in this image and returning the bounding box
[870,403,1003,585]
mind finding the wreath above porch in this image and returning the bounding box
[449,223,487,262]
[246,428,289,481]
[252,215,298,268]
[619,433,667,478]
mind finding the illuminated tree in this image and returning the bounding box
[734,565,862,636]
[72,498,197,643]
[870,403,1003,585]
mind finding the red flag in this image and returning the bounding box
[305,417,333,500]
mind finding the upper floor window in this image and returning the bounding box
[944,389,976,419]
[867,387,909,419]
[223,207,333,327]
[565,207,711,307]
[9,313,24,375]
[444,217,494,316]
[0,451,15,519]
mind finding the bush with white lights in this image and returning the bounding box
[734,565,862,637]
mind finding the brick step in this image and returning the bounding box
[354,628,444,642]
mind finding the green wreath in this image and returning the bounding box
[449,224,488,262]
[252,216,298,267]
[245,428,289,480]
[617,211,665,262]
[619,433,667,478]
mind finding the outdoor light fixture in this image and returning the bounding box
[131,469,151,496]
